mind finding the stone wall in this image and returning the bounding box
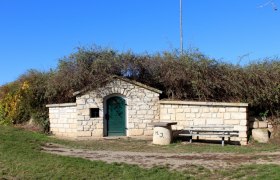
[159,101,248,145]
[46,103,77,138]
[75,78,161,138]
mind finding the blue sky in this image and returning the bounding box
[0,0,279,85]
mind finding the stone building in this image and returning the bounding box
[47,76,162,138]
[47,76,249,145]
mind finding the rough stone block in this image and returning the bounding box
[96,123,103,129]
[252,129,269,143]
[70,124,77,129]
[201,113,212,118]
[144,130,153,136]
[207,119,223,125]
[252,121,259,129]
[258,121,268,128]
[176,108,184,113]
[240,139,248,145]
[231,113,246,120]
[76,99,86,105]
[193,119,206,125]
[234,125,247,131]
[138,124,147,128]
[92,129,103,137]
[77,126,84,131]
[239,120,247,126]
[226,107,239,112]
[129,129,144,136]
[137,110,147,115]
[217,113,224,118]
[224,113,231,119]
[176,113,186,121]
[203,108,210,113]
[128,123,135,128]
[183,108,191,113]
[145,115,155,119]
[219,108,226,113]
[210,108,219,113]
[185,113,196,118]
[77,131,92,137]
[224,120,240,125]
[239,108,247,112]
[160,114,171,120]
[238,131,248,138]
[58,128,66,133]
[191,108,199,113]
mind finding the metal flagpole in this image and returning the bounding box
[180,0,183,55]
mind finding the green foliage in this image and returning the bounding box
[1,46,280,128]
[0,70,50,130]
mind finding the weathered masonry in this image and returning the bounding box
[46,76,249,145]
[159,101,248,145]
[47,77,161,138]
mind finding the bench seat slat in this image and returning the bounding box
[184,129,238,133]
[188,125,234,128]
[179,134,238,137]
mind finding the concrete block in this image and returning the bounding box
[152,126,172,145]
[252,129,269,143]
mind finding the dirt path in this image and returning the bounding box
[41,143,280,171]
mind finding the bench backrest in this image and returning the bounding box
[189,125,234,129]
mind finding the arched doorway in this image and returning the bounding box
[106,96,126,136]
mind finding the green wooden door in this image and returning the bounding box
[107,96,126,136]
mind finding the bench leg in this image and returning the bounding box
[222,137,225,146]
[190,136,192,143]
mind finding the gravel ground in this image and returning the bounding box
[41,143,280,171]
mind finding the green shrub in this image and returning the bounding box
[1,46,280,129]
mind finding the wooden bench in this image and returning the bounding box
[179,125,239,146]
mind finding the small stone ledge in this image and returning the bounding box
[46,103,77,108]
[159,101,248,107]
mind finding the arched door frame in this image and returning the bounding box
[103,94,128,137]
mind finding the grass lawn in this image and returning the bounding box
[1,125,280,179]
